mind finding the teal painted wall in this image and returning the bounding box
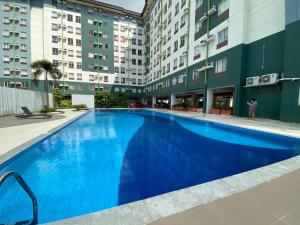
[281,20,300,122]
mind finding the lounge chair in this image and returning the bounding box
[16,107,52,119]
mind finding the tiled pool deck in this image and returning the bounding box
[0,109,300,225]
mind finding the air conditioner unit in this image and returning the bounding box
[246,76,260,87]
[199,39,207,47]
[260,73,279,85]
[207,5,217,15]
[207,34,215,42]
[199,14,207,23]
[184,8,189,15]
[206,62,214,69]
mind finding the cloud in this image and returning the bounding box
[100,0,145,12]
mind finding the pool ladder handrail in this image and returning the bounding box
[0,171,38,225]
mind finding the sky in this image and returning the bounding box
[100,0,145,13]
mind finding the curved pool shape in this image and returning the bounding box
[1,110,300,223]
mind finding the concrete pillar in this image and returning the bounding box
[206,89,214,113]
[152,96,156,108]
[191,95,196,106]
[170,93,176,110]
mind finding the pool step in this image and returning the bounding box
[0,172,38,225]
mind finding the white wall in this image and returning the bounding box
[0,87,52,116]
[72,94,94,108]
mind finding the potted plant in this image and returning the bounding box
[186,104,198,112]
[172,104,184,111]
[221,104,233,115]
[211,103,221,114]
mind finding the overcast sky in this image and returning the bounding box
[100,0,145,12]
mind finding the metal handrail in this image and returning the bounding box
[0,171,38,225]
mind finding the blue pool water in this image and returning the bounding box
[1,110,300,223]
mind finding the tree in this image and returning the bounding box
[31,60,62,108]
[95,91,113,108]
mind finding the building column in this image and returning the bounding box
[170,93,176,110]
[152,96,156,108]
[206,89,214,114]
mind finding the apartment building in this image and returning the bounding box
[0,0,31,89]
[143,0,300,122]
[0,0,299,122]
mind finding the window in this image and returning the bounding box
[172,77,177,85]
[67,26,73,33]
[138,29,143,36]
[217,27,228,47]
[215,58,227,73]
[69,62,74,68]
[132,59,137,65]
[77,62,82,69]
[163,3,167,14]
[75,16,81,23]
[174,40,178,52]
[196,0,203,8]
[175,3,179,15]
[89,74,95,81]
[173,58,178,70]
[167,46,171,57]
[169,0,172,8]
[114,67,119,73]
[193,70,201,79]
[181,0,186,8]
[132,38,137,45]
[20,19,27,26]
[194,45,201,60]
[76,39,81,46]
[167,63,171,73]
[138,60,142,65]
[167,30,171,40]
[168,13,172,24]
[69,73,74,80]
[138,50,142,56]
[218,0,229,15]
[132,49,137,55]
[68,38,73,45]
[67,14,73,22]
[138,39,142,46]
[53,60,59,67]
[52,23,58,31]
[52,35,58,43]
[114,35,118,41]
[76,27,81,34]
[121,67,125,74]
[114,56,119,62]
[52,48,58,55]
[174,22,179,34]
[180,35,185,47]
[77,73,82,80]
[114,46,119,52]
[181,15,186,27]
[178,75,184,83]
[179,55,185,67]
[195,20,202,33]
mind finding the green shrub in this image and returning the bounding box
[95,91,113,108]
[40,107,57,113]
[60,99,72,108]
[52,88,64,107]
[72,104,88,110]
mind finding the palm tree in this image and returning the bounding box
[31,60,62,109]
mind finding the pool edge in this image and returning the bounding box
[42,109,300,225]
[0,110,92,168]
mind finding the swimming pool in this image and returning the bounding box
[1,109,300,224]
